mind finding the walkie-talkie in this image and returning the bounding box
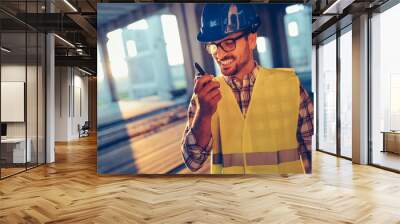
[194,62,215,77]
[194,62,206,76]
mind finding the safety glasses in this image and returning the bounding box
[205,32,249,55]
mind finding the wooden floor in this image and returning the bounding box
[1,135,400,223]
[1,167,26,178]
[1,163,45,178]
[372,150,400,171]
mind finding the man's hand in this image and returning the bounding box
[191,74,221,148]
[194,74,222,118]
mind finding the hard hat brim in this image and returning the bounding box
[197,27,253,43]
[197,30,231,43]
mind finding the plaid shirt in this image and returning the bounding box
[181,66,314,173]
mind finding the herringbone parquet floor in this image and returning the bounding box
[1,134,400,223]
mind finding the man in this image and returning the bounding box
[181,3,313,174]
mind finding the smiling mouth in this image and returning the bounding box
[219,58,234,66]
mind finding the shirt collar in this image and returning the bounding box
[223,62,260,89]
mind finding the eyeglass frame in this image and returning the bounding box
[205,31,250,55]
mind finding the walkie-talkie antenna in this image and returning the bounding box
[194,62,206,76]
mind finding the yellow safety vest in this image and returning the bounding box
[210,67,304,174]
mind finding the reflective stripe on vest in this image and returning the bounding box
[210,67,304,174]
[212,148,300,167]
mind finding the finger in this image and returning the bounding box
[194,75,213,93]
[194,74,213,83]
[194,73,214,80]
[198,74,213,88]
[209,93,222,105]
[198,81,220,97]
[198,85,219,100]
[203,89,221,101]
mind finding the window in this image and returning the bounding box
[317,37,337,154]
[256,36,273,68]
[161,15,184,66]
[106,14,187,100]
[106,29,128,79]
[339,28,352,158]
[371,3,400,171]
[0,1,46,179]
[284,4,312,93]
[106,28,130,100]
[97,45,113,107]
[390,74,400,130]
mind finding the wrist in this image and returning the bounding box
[191,112,212,148]
[198,108,213,120]
[191,115,211,136]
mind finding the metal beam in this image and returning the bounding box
[323,0,356,14]
[2,13,83,32]
[313,15,335,33]
[55,55,96,70]
[67,13,97,39]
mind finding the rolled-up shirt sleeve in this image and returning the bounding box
[181,95,213,172]
[297,86,314,173]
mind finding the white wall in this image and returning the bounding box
[1,65,26,139]
[76,72,89,138]
[1,65,41,137]
[71,73,89,138]
[1,64,46,163]
[55,66,69,141]
[54,66,89,141]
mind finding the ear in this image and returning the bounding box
[248,33,257,50]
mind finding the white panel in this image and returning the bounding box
[74,86,81,138]
[1,82,25,122]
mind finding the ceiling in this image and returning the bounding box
[0,0,97,74]
[312,0,390,43]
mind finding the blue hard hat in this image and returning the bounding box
[197,3,261,43]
